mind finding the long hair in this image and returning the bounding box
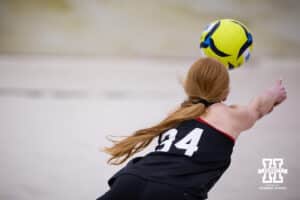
[103,57,230,165]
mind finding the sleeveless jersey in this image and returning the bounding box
[107,117,235,199]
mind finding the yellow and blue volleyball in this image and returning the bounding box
[200,19,253,70]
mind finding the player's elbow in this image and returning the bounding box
[249,97,274,120]
[252,108,264,121]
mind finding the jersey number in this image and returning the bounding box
[157,128,204,156]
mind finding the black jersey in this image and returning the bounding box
[108,117,235,199]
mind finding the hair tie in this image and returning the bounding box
[191,97,215,107]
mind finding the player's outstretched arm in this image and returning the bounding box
[228,79,287,134]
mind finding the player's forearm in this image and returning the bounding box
[248,89,277,119]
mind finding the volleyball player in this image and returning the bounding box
[96,57,287,200]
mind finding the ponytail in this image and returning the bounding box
[103,57,230,165]
[103,100,207,165]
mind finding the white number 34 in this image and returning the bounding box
[156,128,203,156]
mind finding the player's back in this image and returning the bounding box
[108,117,235,199]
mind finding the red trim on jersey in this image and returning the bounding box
[195,117,235,143]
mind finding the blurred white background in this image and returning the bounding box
[0,0,299,200]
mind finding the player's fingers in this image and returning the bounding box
[276,79,283,86]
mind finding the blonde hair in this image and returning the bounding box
[104,57,229,165]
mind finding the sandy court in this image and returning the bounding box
[0,56,299,200]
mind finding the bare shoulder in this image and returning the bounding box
[202,103,257,139]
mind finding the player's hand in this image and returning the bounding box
[268,79,287,107]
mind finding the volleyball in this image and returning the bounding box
[199,19,253,70]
